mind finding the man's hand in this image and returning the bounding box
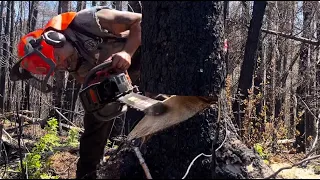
[108,51,132,72]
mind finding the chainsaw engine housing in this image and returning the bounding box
[79,72,133,116]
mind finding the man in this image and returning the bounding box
[10,6,142,179]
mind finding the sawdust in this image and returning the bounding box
[128,96,211,140]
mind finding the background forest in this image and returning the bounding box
[0,1,320,179]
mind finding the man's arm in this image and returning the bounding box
[96,9,141,57]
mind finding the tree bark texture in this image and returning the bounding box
[97,98,273,179]
[237,1,267,99]
[97,1,273,179]
[232,1,267,136]
[140,1,225,96]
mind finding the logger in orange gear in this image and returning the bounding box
[10,6,142,179]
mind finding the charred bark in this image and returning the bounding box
[98,105,273,179]
[97,1,273,179]
[232,1,267,136]
[140,1,225,96]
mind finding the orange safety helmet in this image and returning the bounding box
[17,12,77,76]
[17,28,55,75]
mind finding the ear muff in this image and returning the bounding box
[42,30,66,48]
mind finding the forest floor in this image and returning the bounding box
[1,123,320,179]
[267,153,320,179]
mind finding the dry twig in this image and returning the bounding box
[263,155,320,179]
[133,147,152,179]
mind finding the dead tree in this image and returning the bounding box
[0,1,11,112]
[97,2,273,179]
[232,1,267,138]
[49,1,70,132]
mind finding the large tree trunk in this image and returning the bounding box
[97,1,273,179]
[140,2,225,96]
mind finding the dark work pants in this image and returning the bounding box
[76,47,142,179]
[76,113,115,179]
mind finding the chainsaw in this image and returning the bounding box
[79,60,167,121]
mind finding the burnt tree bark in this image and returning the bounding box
[140,2,224,96]
[232,1,267,137]
[98,1,273,179]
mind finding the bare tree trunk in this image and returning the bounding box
[0,1,4,54]
[0,1,6,109]
[20,1,39,112]
[0,1,11,112]
[284,1,297,139]
[77,1,86,12]
[60,0,84,122]
[232,1,267,139]
[295,1,316,153]
[50,1,69,132]
[6,1,15,112]
[98,2,273,179]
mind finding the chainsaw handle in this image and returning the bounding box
[82,60,113,88]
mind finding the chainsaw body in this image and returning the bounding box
[79,60,166,121]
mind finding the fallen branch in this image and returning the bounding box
[296,95,320,156]
[1,128,33,151]
[1,113,42,124]
[261,28,319,46]
[54,108,78,128]
[263,155,320,179]
[133,147,152,179]
[60,123,84,133]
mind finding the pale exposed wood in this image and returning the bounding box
[128,96,212,140]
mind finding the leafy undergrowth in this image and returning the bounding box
[0,118,80,179]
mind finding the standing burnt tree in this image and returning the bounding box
[98,1,273,179]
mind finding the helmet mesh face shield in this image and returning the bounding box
[11,29,57,93]
[11,12,77,93]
